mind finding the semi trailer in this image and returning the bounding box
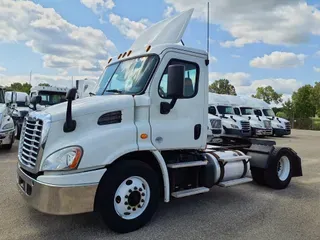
[16,9,302,233]
[208,93,251,137]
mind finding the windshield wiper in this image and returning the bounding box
[105,89,123,94]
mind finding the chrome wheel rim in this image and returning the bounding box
[277,156,290,181]
[114,176,150,220]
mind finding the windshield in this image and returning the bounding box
[0,90,4,103]
[240,107,253,115]
[263,109,275,117]
[16,101,26,107]
[96,55,158,95]
[38,91,66,105]
[208,106,217,115]
[217,105,234,115]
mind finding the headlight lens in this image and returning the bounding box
[41,146,83,171]
[3,122,14,130]
[230,124,239,129]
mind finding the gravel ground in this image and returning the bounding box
[0,130,319,240]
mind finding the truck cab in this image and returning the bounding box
[29,86,68,110]
[244,97,291,137]
[16,9,302,234]
[208,93,251,137]
[1,88,16,149]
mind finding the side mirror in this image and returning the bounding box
[160,65,185,114]
[30,96,42,111]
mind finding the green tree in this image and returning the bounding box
[276,111,287,119]
[38,83,51,87]
[292,85,316,118]
[7,82,32,94]
[252,86,283,104]
[282,100,294,120]
[312,82,320,116]
[208,79,236,95]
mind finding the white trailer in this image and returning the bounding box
[208,93,251,137]
[1,88,16,149]
[227,95,274,137]
[16,9,302,233]
[241,97,291,137]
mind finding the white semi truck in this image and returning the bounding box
[1,88,16,149]
[16,9,302,233]
[29,86,68,110]
[228,95,273,137]
[242,97,291,137]
[208,93,251,137]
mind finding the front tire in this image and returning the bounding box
[95,160,159,233]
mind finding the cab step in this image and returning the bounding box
[218,177,252,187]
[167,161,208,169]
[171,187,210,198]
[219,155,251,163]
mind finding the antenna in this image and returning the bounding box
[205,2,210,66]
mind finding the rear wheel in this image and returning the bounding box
[264,149,292,189]
[95,160,159,233]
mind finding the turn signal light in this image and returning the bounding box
[140,133,148,139]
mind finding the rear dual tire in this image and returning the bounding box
[95,160,159,233]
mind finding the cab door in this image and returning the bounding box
[149,51,207,150]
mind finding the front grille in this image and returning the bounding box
[240,121,251,131]
[20,111,29,117]
[212,129,222,134]
[210,119,222,129]
[18,118,43,169]
[264,120,272,129]
[285,122,291,131]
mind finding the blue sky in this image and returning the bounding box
[0,0,320,99]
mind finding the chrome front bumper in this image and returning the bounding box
[254,128,273,136]
[17,165,99,215]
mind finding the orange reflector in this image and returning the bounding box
[118,53,122,59]
[69,148,82,169]
[146,45,151,52]
[127,50,132,56]
[108,58,112,64]
[140,133,148,139]
[122,52,127,58]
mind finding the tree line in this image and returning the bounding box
[5,83,51,94]
[209,79,320,119]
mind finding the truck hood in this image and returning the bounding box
[223,114,248,122]
[43,95,134,122]
[265,116,289,123]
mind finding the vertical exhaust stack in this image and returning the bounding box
[63,88,77,133]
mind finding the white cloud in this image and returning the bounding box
[209,72,251,86]
[80,0,115,14]
[250,52,306,69]
[231,55,241,58]
[0,0,116,72]
[315,51,320,56]
[314,66,320,72]
[0,66,6,72]
[236,78,302,95]
[165,0,320,47]
[164,6,175,18]
[209,55,217,63]
[109,13,149,40]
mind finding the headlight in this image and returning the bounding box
[230,124,239,129]
[276,124,284,128]
[2,122,14,130]
[41,146,83,171]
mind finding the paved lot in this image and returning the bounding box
[0,130,319,240]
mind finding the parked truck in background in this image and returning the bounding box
[242,97,291,137]
[16,9,302,233]
[1,88,16,149]
[227,95,273,137]
[208,93,251,137]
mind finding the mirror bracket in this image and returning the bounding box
[160,98,177,114]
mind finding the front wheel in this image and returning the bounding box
[95,160,159,233]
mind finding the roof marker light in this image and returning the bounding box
[127,50,132,56]
[108,58,113,64]
[118,53,122,59]
[122,52,127,58]
[146,45,151,52]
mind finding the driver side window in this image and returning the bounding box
[159,59,199,99]
[254,109,263,116]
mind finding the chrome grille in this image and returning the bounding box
[264,120,272,129]
[18,118,43,169]
[285,122,291,131]
[240,121,251,131]
[210,119,222,129]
